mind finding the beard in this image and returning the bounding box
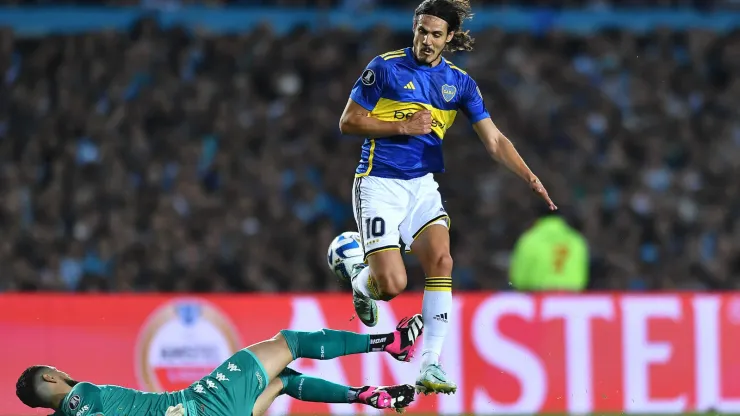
[63,378,79,388]
[414,46,441,66]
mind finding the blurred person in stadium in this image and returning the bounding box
[338,0,556,394]
[16,316,423,416]
[509,207,589,291]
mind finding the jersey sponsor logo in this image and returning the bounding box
[392,108,446,130]
[135,298,241,392]
[76,404,90,416]
[361,69,375,86]
[69,395,80,410]
[441,84,457,102]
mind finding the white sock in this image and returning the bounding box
[351,266,381,299]
[421,276,452,368]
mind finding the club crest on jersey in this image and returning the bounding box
[441,84,456,102]
[69,395,80,410]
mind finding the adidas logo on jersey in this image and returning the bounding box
[404,81,416,90]
[433,313,448,323]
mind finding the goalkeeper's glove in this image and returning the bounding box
[165,404,186,416]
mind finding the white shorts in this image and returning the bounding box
[352,173,450,260]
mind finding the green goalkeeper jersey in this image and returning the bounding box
[50,349,269,416]
[52,382,193,416]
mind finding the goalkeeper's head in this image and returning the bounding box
[16,365,79,410]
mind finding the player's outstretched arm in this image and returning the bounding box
[339,98,432,138]
[473,118,557,210]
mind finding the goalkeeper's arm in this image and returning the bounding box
[165,404,186,416]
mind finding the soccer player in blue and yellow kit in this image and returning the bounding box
[339,0,557,394]
[15,316,423,416]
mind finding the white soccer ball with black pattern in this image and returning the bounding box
[327,231,364,282]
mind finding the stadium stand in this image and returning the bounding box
[4,0,737,8]
[1,3,739,294]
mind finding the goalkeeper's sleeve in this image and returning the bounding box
[165,404,186,416]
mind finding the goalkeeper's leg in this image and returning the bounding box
[251,367,416,416]
[246,314,423,385]
[250,375,286,416]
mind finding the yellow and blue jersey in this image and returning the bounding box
[349,47,490,180]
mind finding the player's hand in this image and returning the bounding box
[530,177,557,211]
[403,110,432,135]
[165,404,186,416]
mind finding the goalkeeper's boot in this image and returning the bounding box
[350,264,379,327]
[415,362,458,395]
[381,314,424,362]
[354,384,416,412]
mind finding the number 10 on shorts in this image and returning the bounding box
[365,217,386,238]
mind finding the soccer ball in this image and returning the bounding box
[327,231,365,282]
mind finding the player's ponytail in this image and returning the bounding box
[447,28,474,52]
[415,0,475,52]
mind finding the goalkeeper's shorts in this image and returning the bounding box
[184,349,269,416]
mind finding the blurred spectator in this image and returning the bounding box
[1,12,739,293]
[509,208,589,291]
[2,0,738,8]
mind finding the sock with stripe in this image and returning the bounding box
[351,265,382,300]
[421,276,452,368]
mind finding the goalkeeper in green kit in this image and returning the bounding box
[16,315,423,416]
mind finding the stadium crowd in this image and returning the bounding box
[1,16,739,293]
[5,0,739,9]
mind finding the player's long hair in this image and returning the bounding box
[415,0,475,52]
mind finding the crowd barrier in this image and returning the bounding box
[1,293,739,415]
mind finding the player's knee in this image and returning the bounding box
[427,252,453,276]
[373,270,407,300]
[272,331,286,343]
[272,331,297,359]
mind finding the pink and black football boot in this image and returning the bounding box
[353,384,416,412]
[367,314,424,362]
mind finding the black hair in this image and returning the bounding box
[414,0,475,52]
[16,365,48,408]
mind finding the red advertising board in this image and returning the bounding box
[2,293,740,415]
